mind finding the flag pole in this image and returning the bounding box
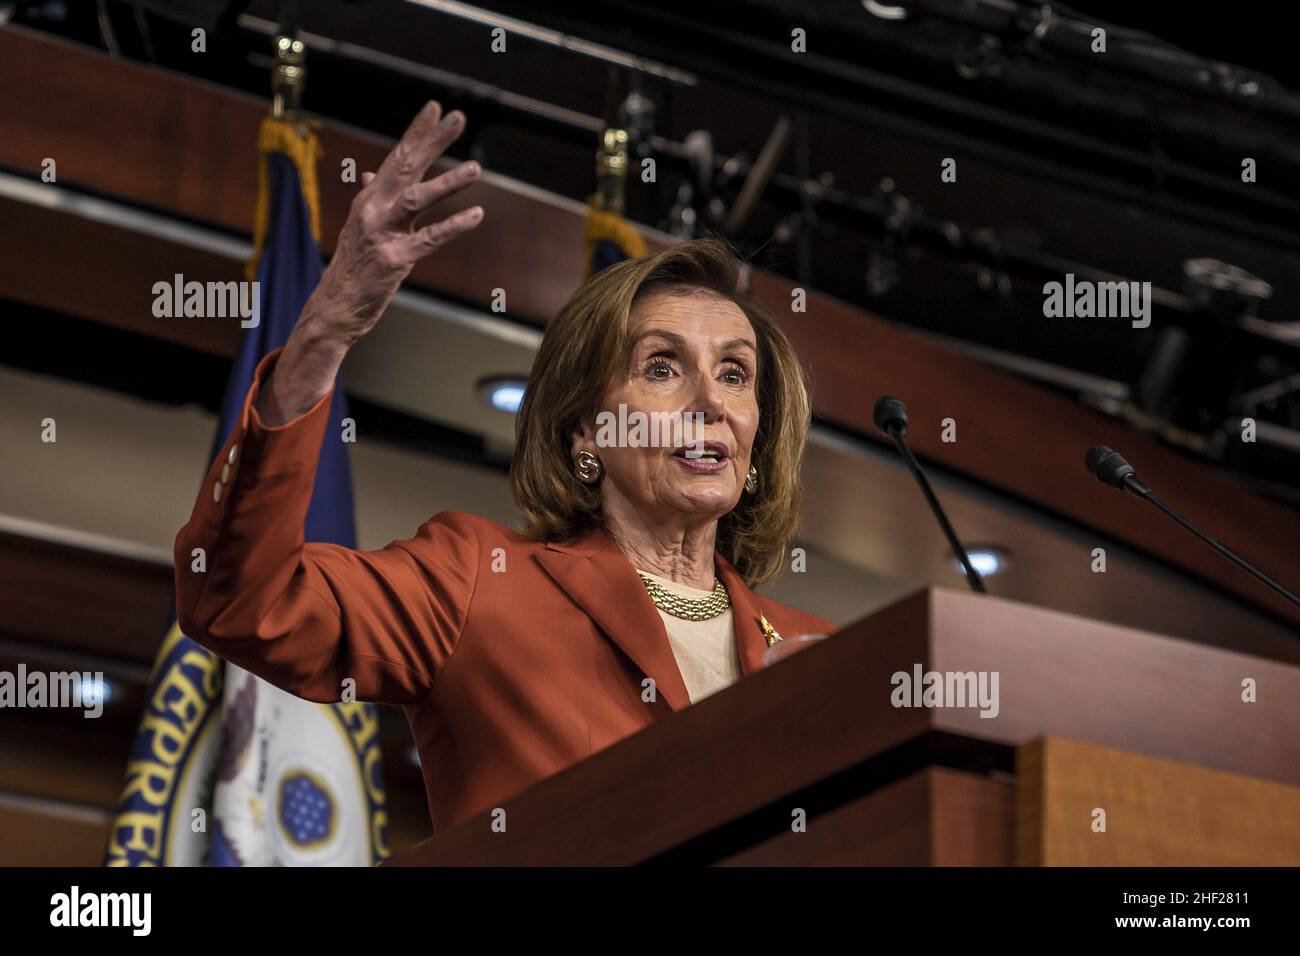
[248,25,321,280]
[270,32,306,123]
[585,126,646,274]
[595,126,630,215]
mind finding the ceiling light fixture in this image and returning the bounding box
[863,1,911,22]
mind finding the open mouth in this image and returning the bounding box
[673,441,730,464]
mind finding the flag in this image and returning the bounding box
[584,203,648,276]
[584,125,647,275]
[105,117,389,866]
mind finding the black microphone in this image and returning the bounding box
[1084,445,1300,611]
[873,395,986,593]
[1084,445,1152,497]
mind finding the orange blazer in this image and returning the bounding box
[175,347,833,834]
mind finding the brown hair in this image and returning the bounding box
[510,238,811,587]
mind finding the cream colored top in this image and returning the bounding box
[636,568,742,704]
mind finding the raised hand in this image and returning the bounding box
[257,101,484,425]
[312,100,483,345]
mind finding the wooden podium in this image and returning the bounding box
[387,588,1300,866]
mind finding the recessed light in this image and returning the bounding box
[953,547,1010,578]
[75,674,114,707]
[477,376,528,414]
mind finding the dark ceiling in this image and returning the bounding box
[14,0,1300,499]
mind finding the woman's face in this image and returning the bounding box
[573,288,761,528]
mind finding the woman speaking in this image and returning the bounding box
[175,101,832,834]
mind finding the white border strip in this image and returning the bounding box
[0,513,173,567]
[0,169,550,350]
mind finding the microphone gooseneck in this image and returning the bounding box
[874,395,986,594]
[1083,445,1300,611]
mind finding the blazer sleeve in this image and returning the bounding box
[174,346,480,706]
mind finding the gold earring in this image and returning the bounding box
[745,464,759,494]
[574,450,602,484]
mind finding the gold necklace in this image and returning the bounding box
[637,571,731,621]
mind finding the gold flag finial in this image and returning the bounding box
[271,34,307,120]
[595,127,630,215]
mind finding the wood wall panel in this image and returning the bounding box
[1017,736,1300,866]
[0,799,112,867]
[719,768,1014,866]
[3,25,1296,631]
